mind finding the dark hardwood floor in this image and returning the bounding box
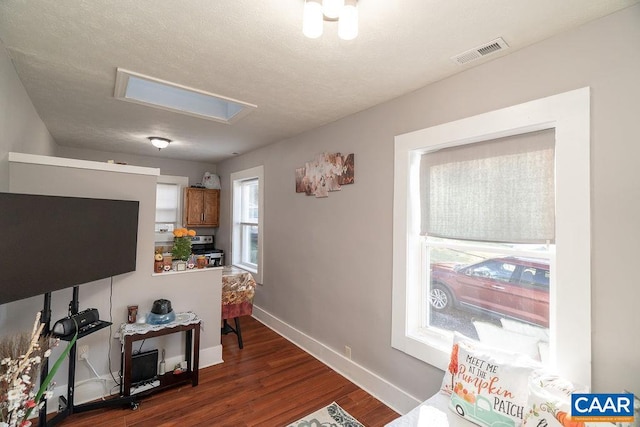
[56,316,400,426]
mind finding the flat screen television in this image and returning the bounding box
[0,192,139,305]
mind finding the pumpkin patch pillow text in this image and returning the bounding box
[448,338,540,426]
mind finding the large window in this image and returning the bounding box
[392,88,591,387]
[231,166,264,283]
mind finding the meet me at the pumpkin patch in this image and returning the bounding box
[453,353,525,420]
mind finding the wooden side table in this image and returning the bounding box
[120,313,201,397]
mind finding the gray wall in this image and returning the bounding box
[216,4,640,401]
[0,41,57,191]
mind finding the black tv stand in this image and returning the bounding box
[57,319,112,341]
[39,286,138,427]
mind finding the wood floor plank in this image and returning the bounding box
[56,316,400,426]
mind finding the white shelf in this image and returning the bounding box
[151,266,223,277]
[8,152,160,176]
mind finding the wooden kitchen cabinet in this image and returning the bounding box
[184,188,219,227]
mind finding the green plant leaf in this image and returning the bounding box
[23,330,78,422]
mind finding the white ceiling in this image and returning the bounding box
[1,1,637,163]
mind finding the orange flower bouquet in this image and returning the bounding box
[171,228,196,261]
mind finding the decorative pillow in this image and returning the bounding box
[537,341,550,365]
[500,318,550,342]
[440,333,541,396]
[523,371,615,427]
[441,334,542,426]
[440,333,474,396]
[473,321,542,361]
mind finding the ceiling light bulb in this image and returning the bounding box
[303,0,323,38]
[148,137,171,150]
[338,2,358,40]
[322,0,344,19]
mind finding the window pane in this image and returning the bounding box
[241,225,258,265]
[426,240,550,359]
[241,179,259,223]
[155,209,177,223]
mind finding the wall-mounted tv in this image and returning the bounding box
[0,192,139,305]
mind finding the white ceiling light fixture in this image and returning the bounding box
[303,0,358,40]
[303,0,324,38]
[322,0,344,19]
[148,137,171,150]
[338,0,358,40]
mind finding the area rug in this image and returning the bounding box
[287,401,364,427]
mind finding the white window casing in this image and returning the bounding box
[392,87,591,387]
[231,165,264,284]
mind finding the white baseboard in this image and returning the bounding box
[200,344,224,368]
[46,375,119,414]
[44,314,421,416]
[44,344,223,414]
[252,305,421,414]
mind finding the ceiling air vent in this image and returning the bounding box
[451,37,509,65]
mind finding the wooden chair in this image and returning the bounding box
[221,268,256,349]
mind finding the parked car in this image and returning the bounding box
[429,256,549,327]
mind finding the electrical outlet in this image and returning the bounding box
[345,345,352,360]
[78,344,89,360]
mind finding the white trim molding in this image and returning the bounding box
[230,165,264,284]
[252,305,421,414]
[392,87,591,388]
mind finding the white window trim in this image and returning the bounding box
[392,87,591,387]
[231,165,264,284]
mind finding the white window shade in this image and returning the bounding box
[421,129,555,243]
[156,183,179,223]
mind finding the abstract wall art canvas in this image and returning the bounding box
[295,152,354,198]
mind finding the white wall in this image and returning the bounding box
[0,41,57,191]
[216,4,640,409]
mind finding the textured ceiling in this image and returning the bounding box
[0,0,637,163]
